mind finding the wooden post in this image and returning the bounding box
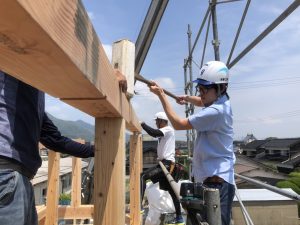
[71,157,82,224]
[71,139,84,224]
[112,39,135,98]
[94,118,125,225]
[129,133,142,225]
[45,151,60,225]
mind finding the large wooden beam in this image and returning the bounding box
[0,0,141,132]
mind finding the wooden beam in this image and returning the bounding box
[94,118,125,225]
[45,151,60,225]
[0,0,141,132]
[58,205,94,219]
[129,133,142,225]
[37,205,47,223]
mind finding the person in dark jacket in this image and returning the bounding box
[0,70,127,225]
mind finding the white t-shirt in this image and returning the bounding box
[157,126,175,162]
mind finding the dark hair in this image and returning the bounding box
[212,84,228,97]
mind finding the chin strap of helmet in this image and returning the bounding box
[216,84,228,97]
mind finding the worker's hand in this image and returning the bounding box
[148,81,164,96]
[115,69,128,93]
[176,95,188,105]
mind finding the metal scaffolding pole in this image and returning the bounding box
[184,6,211,68]
[187,25,194,114]
[228,0,300,69]
[235,173,300,202]
[200,11,212,67]
[227,0,251,65]
[210,0,220,61]
[183,58,192,179]
[135,0,169,74]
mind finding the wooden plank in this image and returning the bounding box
[45,151,60,225]
[71,157,82,208]
[94,118,125,225]
[129,133,142,225]
[39,217,46,225]
[62,94,141,132]
[58,205,94,219]
[37,205,47,223]
[0,0,141,132]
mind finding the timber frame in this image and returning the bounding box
[0,1,142,225]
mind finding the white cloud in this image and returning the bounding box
[102,44,112,62]
[87,11,95,20]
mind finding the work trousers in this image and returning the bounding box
[204,181,235,225]
[140,161,182,217]
[0,169,37,225]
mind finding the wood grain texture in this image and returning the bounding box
[58,205,94,219]
[45,151,60,225]
[0,0,141,131]
[94,118,126,225]
[71,157,82,208]
[129,133,142,225]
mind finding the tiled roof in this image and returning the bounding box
[261,138,300,149]
[243,140,269,150]
[143,140,158,152]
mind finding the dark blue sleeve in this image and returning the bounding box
[40,113,94,158]
[141,122,164,138]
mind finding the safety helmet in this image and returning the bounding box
[153,112,168,121]
[193,61,229,86]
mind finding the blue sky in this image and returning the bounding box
[46,0,300,140]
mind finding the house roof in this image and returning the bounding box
[31,157,88,185]
[233,188,297,202]
[143,140,158,152]
[243,140,269,150]
[243,134,257,142]
[261,138,300,149]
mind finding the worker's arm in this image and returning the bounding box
[177,95,204,107]
[40,113,94,158]
[141,122,164,138]
[149,82,193,131]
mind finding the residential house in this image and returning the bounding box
[235,154,287,188]
[32,157,88,205]
[243,133,257,144]
[261,138,300,160]
[242,140,269,158]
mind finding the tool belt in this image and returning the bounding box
[203,175,224,184]
[169,162,175,174]
[161,159,185,182]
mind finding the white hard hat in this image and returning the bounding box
[193,61,229,86]
[154,112,168,121]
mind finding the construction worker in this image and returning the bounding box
[140,112,184,225]
[148,61,235,225]
[0,70,127,225]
